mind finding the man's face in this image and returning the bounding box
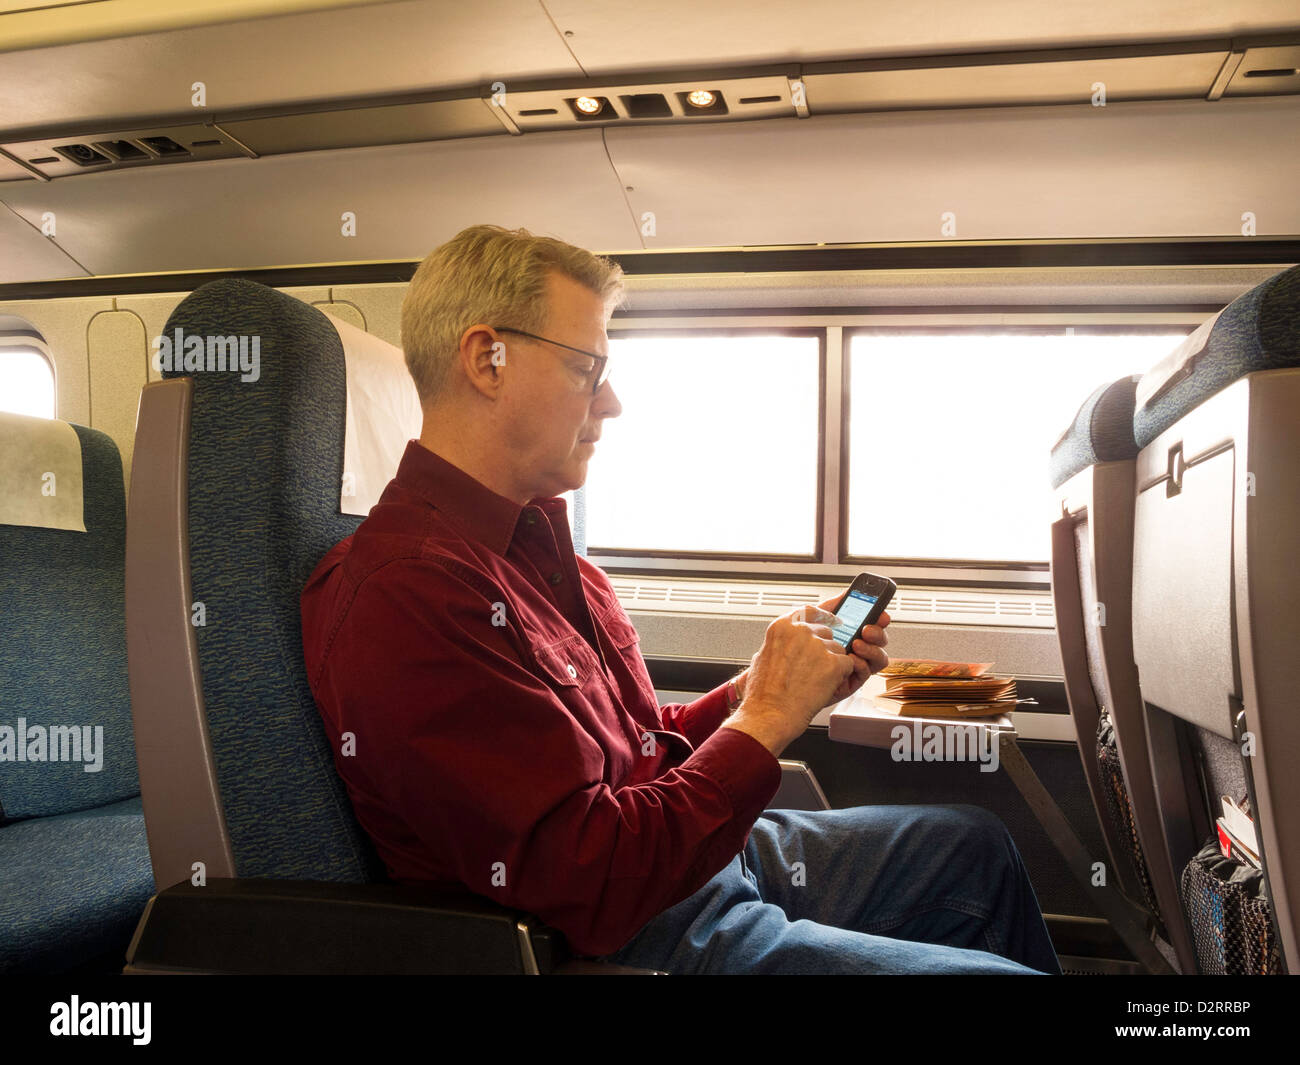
[501,270,622,499]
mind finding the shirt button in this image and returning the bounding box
[525,512,537,525]
[566,663,577,679]
[549,572,562,585]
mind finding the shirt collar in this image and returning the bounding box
[392,440,538,557]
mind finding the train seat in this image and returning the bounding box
[1128,262,1300,974]
[124,279,667,971]
[0,412,153,973]
[1048,375,1196,972]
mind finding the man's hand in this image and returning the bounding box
[733,599,890,698]
[813,593,890,703]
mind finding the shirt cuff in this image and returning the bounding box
[671,682,732,747]
[683,724,782,821]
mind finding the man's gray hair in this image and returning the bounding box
[401,224,625,404]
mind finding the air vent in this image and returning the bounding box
[4,124,245,179]
[613,577,1055,627]
[621,93,673,118]
[138,135,189,157]
[52,143,110,167]
[94,140,148,161]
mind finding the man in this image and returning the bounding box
[301,224,1060,974]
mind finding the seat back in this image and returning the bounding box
[1048,376,1196,971]
[1129,263,1300,974]
[0,412,138,821]
[127,279,422,890]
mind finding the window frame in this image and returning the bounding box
[0,332,58,420]
[575,310,1205,590]
[588,324,827,563]
[839,322,1194,574]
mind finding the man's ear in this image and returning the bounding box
[459,324,506,399]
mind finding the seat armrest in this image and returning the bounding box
[125,878,575,974]
[769,760,831,811]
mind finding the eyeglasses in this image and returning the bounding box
[494,327,610,394]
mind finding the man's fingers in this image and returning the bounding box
[850,639,890,673]
[793,605,842,627]
[854,622,889,648]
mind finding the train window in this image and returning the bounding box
[585,331,821,555]
[0,345,56,419]
[844,328,1188,564]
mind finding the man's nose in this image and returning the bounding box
[594,380,622,419]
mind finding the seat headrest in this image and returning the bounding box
[1048,375,1141,489]
[328,312,421,517]
[0,411,86,533]
[1134,264,1300,449]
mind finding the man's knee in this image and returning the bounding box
[940,803,1013,841]
[899,804,1019,869]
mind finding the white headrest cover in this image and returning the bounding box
[0,411,85,532]
[328,313,422,517]
[1135,307,1224,412]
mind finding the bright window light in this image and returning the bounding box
[846,330,1188,563]
[0,347,56,419]
[584,333,821,555]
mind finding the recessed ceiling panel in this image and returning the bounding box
[604,95,1300,246]
[0,130,640,275]
[547,0,1300,75]
[1226,44,1300,95]
[0,0,581,139]
[0,203,89,282]
[805,47,1231,112]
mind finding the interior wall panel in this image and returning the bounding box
[86,308,149,485]
[329,284,405,347]
[605,95,1300,247]
[314,300,365,331]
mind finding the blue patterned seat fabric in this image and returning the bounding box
[1133,264,1300,450]
[160,278,386,883]
[1048,375,1142,489]
[0,423,153,973]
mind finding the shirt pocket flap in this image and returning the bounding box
[598,602,640,649]
[530,636,592,688]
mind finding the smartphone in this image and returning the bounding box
[827,572,896,649]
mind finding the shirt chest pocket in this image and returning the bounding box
[529,633,602,694]
[528,633,636,780]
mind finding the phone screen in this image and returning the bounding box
[830,589,879,647]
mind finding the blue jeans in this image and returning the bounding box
[604,805,1062,974]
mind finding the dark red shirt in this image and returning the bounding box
[301,441,781,956]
